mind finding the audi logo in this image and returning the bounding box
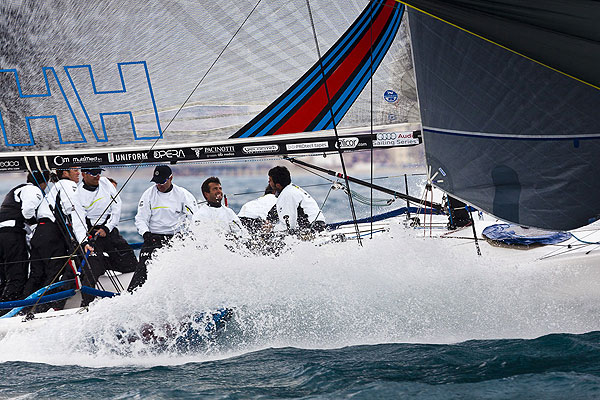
[376,133,397,140]
[0,160,19,167]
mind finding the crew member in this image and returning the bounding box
[0,170,49,307]
[268,166,326,234]
[238,185,277,234]
[77,166,137,277]
[128,165,198,292]
[196,176,244,235]
[23,167,91,304]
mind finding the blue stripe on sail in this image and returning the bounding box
[328,6,402,128]
[315,5,403,130]
[238,0,383,138]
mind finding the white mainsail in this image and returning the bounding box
[0,0,418,172]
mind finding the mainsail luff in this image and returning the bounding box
[405,1,600,231]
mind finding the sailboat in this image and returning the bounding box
[0,0,423,337]
[0,0,598,336]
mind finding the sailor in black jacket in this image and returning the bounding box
[0,170,49,305]
[23,168,89,301]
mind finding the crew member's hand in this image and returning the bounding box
[84,243,95,254]
[97,227,107,237]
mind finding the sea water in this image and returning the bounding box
[0,169,599,399]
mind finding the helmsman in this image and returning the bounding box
[196,176,244,236]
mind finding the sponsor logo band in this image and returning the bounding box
[335,137,359,150]
[108,152,149,163]
[286,142,329,151]
[242,144,279,154]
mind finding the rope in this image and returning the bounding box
[328,206,442,229]
[291,162,395,207]
[0,289,76,310]
[1,280,73,318]
[347,189,394,207]
[306,0,362,246]
[570,233,600,245]
[16,1,266,311]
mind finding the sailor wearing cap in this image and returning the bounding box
[76,166,138,289]
[0,170,50,306]
[24,167,90,300]
[127,165,199,292]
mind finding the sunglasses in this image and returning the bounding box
[84,169,103,176]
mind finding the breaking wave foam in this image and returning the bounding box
[1,222,599,366]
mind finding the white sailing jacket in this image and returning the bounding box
[196,203,244,235]
[274,183,324,231]
[135,184,198,236]
[0,183,44,231]
[238,193,277,220]
[77,176,121,232]
[37,179,87,243]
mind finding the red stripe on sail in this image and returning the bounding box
[272,0,395,135]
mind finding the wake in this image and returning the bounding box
[0,222,599,366]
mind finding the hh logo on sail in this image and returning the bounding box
[0,61,162,147]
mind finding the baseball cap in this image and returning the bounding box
[151,165,172,184]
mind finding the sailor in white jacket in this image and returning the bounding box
[268,166,326,233]
[0,170,49,304]
[77,167,137,276]
[128,165,198,291]
[24,167,90,300]
[238,185,277,233]
[196,176,244,236]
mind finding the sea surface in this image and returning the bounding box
[0,166,599,399]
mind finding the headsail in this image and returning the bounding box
[0,0,419,171]
[405,1,600,230]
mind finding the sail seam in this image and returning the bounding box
[424,127,600,141]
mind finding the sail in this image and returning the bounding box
[232,0,404,138]
[405,1,600,231]
[0,0,419,171]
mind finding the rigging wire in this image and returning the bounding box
[291,160,393,207]
[305,0,363,246]
[18,0,266,311]
[369,0,374,239]
[13,0,422,294]
[26,171,94,313]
